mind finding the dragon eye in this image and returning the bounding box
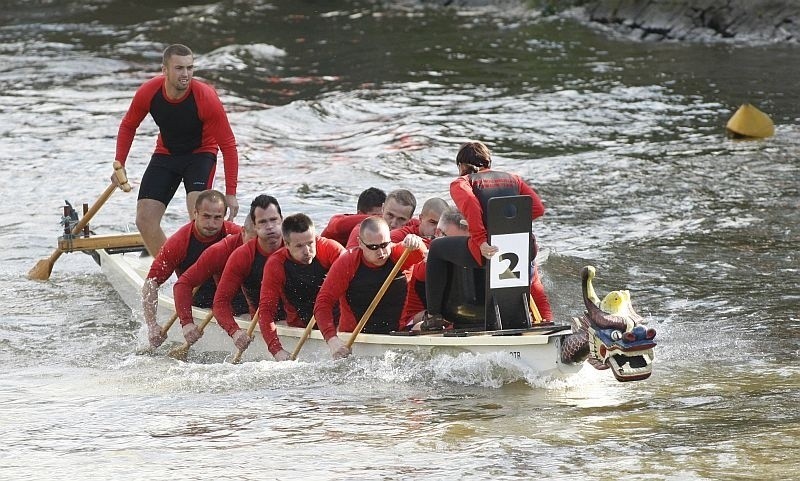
[611,330,623,341]
[645,328,656,340]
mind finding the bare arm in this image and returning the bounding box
[142,278,160,328]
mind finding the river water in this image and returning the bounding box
[1,1,798,480]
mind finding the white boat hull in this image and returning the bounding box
[97,248,583,378]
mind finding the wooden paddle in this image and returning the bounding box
[28,161,131,280]
[230,309,260,364]
[290,316,316,361]
[168,310,215,361]
[529,294,544,324]
[136,310,181,356]
[346,247,411,348]
[137,286,201,355]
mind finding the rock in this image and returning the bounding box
[576,0,800,43]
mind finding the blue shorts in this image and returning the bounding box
[138,152,217,205]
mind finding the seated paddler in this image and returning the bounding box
[142,189,241,348]
[314,216,426,359]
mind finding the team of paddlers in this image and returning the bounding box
[107,44,552,360]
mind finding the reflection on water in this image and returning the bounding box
[1,0,798,479]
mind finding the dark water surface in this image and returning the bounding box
[1,1,798,479]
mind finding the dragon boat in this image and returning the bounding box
[38,193,657,382]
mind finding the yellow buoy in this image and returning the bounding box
[726,103,775,138]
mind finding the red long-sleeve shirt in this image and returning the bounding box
[212,238,281,336]
[257,237,345,355]
[115,76,239,195]
[399,260,427,328]
[450,170,544,264]
[389,218,432,247]
[320,213,369,247]
[173,233,244,326]
[313,244,423,340]
[146,220,241,285]
[346,218,421,249]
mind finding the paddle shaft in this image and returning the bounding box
[28,161,131,280]
[529,294,544,324]
[290,316,316,361]
[170,310,215,357]
[159,286,201,337]
[231,309,260,364]
[346,247,411,348]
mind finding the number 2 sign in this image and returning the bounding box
[488,232,529,289]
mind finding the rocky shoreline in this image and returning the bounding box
[574,0,800,43]
[426,0,799,43]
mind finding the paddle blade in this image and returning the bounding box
[28,258,54,281]
[726,103,774,138]
[135,345,157,356]
[230,350,245,364]
[167,343,190,361]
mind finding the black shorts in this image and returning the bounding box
[138,152,217,205]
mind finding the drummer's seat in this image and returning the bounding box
[442,195,535,331]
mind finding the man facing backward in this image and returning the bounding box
[212,195,283,352]
[142,189,240,347]
[112,43,240,257]
[314,216,426,359]
[257,213,346,361]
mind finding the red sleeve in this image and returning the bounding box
[173,238,232,326]
[314,251,360,341]
[145,222,191,284]
[316,236,346,268]
[321,214,368,247]
[390,243,424,270]
[195,81,238,195]
[389,220,419,243]
[258,250,289,355]
[223,221,242,236]
[213,242,253,336]
[115,77,162,165]
[450,176,487,264]
[399,261,426,328]
[345,222,362,249]
[515,174,545,220]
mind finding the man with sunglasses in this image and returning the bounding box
[314,216,426,359]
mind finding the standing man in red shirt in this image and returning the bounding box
[258,213,345,361]
[212,195,283,352]
[143,189,240,347]
[112,44,240,257]
[314,216,425,359]
[321,187,386,246]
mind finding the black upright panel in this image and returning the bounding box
[484,196,533,330]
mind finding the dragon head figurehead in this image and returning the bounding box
[561,266,656,382]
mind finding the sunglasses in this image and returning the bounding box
[359,237,391,251]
